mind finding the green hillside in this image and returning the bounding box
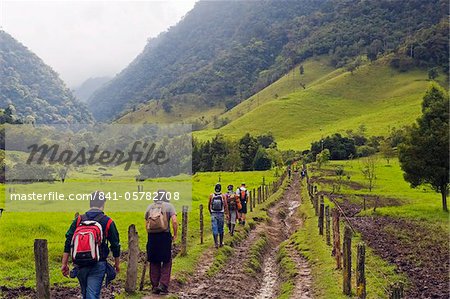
[89,0,446,121]
[116,56,336,127]
[196,60,435,150]
[0,31,93,124]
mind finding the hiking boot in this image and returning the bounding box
[219,233,224,247]
[152,287,160,294]
[213,234,219,248]
[242,221,246,226]
[157,284,169,295]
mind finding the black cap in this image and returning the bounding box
[215,183,221,193]
[227,184,233,191]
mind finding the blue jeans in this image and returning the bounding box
[211,212,224,235]
[78,261,106,299]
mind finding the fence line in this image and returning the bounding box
[306,177,399,297]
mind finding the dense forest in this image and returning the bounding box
[88,0,448,121]
[0,31,93,124]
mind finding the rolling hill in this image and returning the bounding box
[195,58,438,150]
[0,31,93,124]
[89,0,447,122]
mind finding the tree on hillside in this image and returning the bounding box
[162,101,173,113]
[379,139,396,165]
[428,67,438,80]
[398,85,449,211]
[316,149,330,169]
[239,133,259,171]
[223,141,242,172]
[311,133,356,160]
[361,155,377,192]
[253,147,272,171]
[257,132,277,149]
[299,65,304,75]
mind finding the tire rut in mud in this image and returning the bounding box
[176,174,312,299]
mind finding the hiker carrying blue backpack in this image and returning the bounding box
[209,183,229,248]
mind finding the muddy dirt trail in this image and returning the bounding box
[172,174,312,299]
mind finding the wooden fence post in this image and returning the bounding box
[332,209,342,269]
[249,190,253,212]
[262,185,265,202]
[389,282,404,299]
[314,196,319,216]
[34,239,50,299]
[266,186,269,200]
[180,205,188,256]
[318,201,324,235]
[253,188,256,208]
[343,225,353,295]
[125,224,139,293]
[325,205,331,245]
[356,242,366,299]
[199,204,204,244]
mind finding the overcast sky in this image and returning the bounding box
[1,1,196,87]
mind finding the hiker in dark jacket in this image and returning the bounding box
[145,190,178,295]
[209,183,229,248]
[61,191,120,299]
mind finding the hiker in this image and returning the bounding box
[236,183,249,225]
[288,165,292,179]
[226,184,241,236]
[145,190,178,295]
[301,169,306,179]
[61,191,120,299]
[209,183,229,248]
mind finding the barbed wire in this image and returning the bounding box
[329,194,393,294]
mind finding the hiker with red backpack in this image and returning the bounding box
[209,183,229,248]
[236,183,249,225]
[145,190,178,295]
[61,191,120,299]
[226,184,241,236]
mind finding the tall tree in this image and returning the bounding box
[398,85,449,211]
[239,133,259,170]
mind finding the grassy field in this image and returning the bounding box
[0,169,279,290]
[291,177,404,299]
[313,157,449,227]
[196,60,433,150]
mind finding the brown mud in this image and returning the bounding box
[173,174,312,299]
[323,184,449,298]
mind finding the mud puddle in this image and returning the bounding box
[254,249,278,299]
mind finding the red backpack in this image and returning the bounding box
[71,214,112,266]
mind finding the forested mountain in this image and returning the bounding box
[88,0,448,122]
[0,31,93,124]
[74,76,111,103]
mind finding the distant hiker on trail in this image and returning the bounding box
[62,191,120,299]
[236,183,249,225]
[226,184,241,236]
[145,190,178,295]
[209,183,229,248]
[301,169,306,179]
